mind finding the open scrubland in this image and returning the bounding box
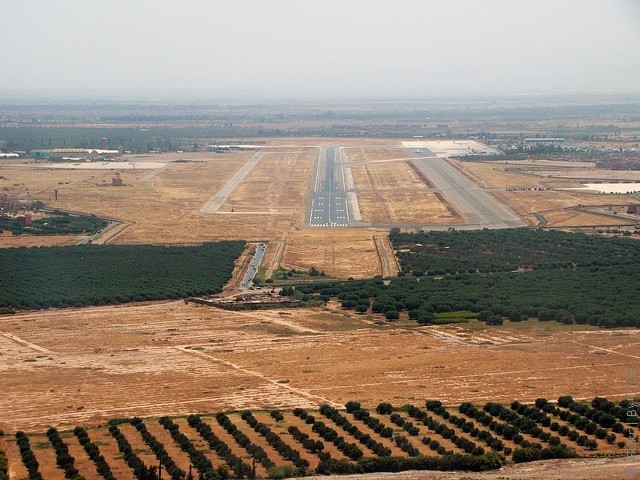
[1,297,639,434]
[2,139,640,275]
[450,158,640,228]
[219,151,315,214]
[346,146,462,225]
[2,125,640,478]
[1,292,637,480]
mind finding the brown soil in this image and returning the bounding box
[1,300,638,436]
[88,426,136,479]
[279,230,382,278]
[297,456,640,480]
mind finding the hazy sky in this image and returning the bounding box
[1,0,639,99]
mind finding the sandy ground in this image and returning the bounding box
[357,191,462,225]
[1,300,639,434]
[279,230,382,278]
[452,159,640,228]
[346,146,461,224]
[298,456,640,480]
[219,150,315,214]
[3,140,640,270]
[0,232,79,247]
[497,189,639,227]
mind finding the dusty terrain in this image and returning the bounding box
[219,150,315,214]
[346,146,462,224]
[3,139,640,274]
[279,230,383,278]
[1,300,638,434]
[298,457,640,480]
[451,159,640,228]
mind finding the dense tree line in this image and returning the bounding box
[409,404,491,453]
[287,262,640,328]
[73,427,115,480]
[292,409,363,461]
[317,451,503,475]
[526,397,629,444]
[46,427,83,479]
[484,402,585,452]
[0,449,7,480]
[15,431,42,480]
[0,241,244,310]
[393,435,420,456]
[7,212,108,236]
[459,402,537,449]
[286,426,330,459]
[277,229,640,329]
[590,396,636,427]
[318,405,392,457]
[10,397,631,478]
[390,228,640,276]
[388,414,420,436]
[215,412,275,470]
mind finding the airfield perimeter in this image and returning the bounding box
[1,137,640,436]
[1,137,638,278]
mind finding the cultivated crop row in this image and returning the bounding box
[4,396,634,479]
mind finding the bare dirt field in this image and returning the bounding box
[347,146,427,189]
[451,160,555,189]
[495,189,639,227]
[3,139,640,273]
[357,191,462,225]
[298,457,640,480]
[279,230,382,278]
[0,232,79,247]
[1,300,638,434]
[450,158,640,228]
[345,146,461,224]
[219,150,315,214]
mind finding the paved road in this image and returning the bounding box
[200,152,263,213]
[410,148,525,229]
[307,147,349,227]
[140,163,172,182]
[242,243,266,288]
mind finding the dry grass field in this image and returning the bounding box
[279,230,382,278]
[357,191,462,225]
[0,232,79,247]
[3,139,639,274]
[1,300,638,434]
[494,189,639,227]
[347,146,426,189]
[450,158,640,228]
[219,150,315,214]
[346,146,461,224]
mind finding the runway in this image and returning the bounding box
[307,147,350,227]
[409,148,525,229]
[200,152,263,213]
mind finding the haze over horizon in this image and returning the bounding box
[2,0,640,101]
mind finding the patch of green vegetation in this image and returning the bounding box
[270,266,331,284]
[0,241,244,310]
[391,227,640,276]
[6,210,108,236]
[282,229,640,329]
[430,310,478,324]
